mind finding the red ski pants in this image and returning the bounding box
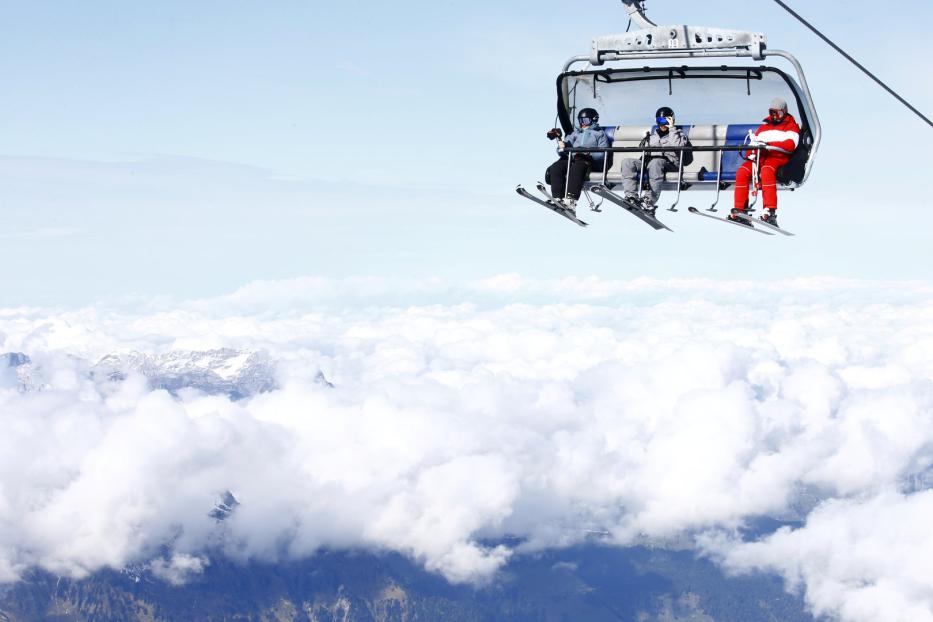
[734,156,787,211]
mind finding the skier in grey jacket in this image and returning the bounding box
[545,108,609,213]
[620,106,690,212]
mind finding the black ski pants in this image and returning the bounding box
[547,157,591,201]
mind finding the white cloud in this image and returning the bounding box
[150,553,209,586]
[1,276,933,622]
[706,491,933,622]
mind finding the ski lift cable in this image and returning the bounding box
[770,0,933,129]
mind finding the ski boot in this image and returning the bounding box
[760,209,778,227]
[728,209,752,227]
[639,195,658,217]
[560,197,578,215]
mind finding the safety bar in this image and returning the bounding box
[559,144,780,207]
[567,145,778,154]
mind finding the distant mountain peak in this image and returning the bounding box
[9,347,336,401]
[92,348,278,399]
[0,352,40,392]
[209,490,240,521]
[1,352,30,368]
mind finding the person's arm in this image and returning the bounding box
[758,130,798,151]
[757,120,800,152]
[671,127,688,146]
[746,127,766,158]
[558,131,577,155]
[774,132,799,152]
[591,130,609,166]
[663,130,686,163]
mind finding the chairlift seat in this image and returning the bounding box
[586,123,789,188]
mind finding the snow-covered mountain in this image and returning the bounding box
[0,545,816,622]
[91,348,278,399]
[1,348,314,399]
[208,490,240,521]
[1,352,29,368]
[0,352,36,391]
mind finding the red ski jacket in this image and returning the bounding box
[753,114,801,162]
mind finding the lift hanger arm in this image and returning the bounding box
[620,0,656,29]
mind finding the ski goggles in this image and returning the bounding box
[578,117,594,126]
[768,109,786,116]
[656,116,673,125]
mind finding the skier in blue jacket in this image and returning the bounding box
[546,108,609,213]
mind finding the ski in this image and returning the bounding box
[730,209,795,236]
[516,185,588,227]
[535,181,555,202]
[590,185,671,232]
[537,182,602,213]
[687,207,774,235]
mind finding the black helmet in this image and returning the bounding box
[655,106,675,119]
[577,108,599,126]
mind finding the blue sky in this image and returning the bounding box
[4,7,933,617]
[2,0,932,305]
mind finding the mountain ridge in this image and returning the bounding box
[0,546,814,622]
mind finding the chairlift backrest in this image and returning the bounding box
[588,123,799,186]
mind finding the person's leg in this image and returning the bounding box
[758,160,782,225]
[566,160,591,200]
[733,160,754,210]
[620,159,640,198]
[547,159,568,199]
[759,161,779,210]
[644,158,667,205]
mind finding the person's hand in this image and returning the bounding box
[558,140,567,150]
[665,116,675,127]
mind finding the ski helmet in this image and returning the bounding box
[768,97,788,123]
[769,98,788,112]
[577,108,599,126]
[655,106,675,125]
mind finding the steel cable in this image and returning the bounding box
[771,0,933,129]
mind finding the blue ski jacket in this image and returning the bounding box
[558,124,610,168]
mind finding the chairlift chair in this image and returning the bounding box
[546,0,822,217]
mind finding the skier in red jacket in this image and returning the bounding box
[730,97,800,227]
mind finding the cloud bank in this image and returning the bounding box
[2,276,933,621]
